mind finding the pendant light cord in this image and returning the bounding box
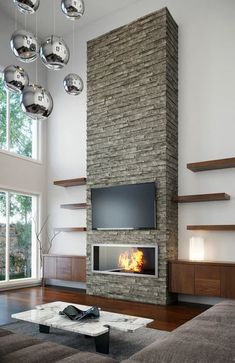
[14,5,18,31]
[53,0,56,35]
[36,11,38,84]
[73,21,75,69]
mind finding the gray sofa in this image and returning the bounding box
[0,300,234,363]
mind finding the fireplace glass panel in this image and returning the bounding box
[93,245,157,277]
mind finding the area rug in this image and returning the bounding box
[2,321,170,361]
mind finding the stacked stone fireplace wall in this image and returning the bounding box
[87,8,178,305]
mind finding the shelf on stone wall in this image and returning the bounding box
[187,157,235,172]
[173,193,230,203]
[55,227,87,232]
[60,203,87,210]
[54,178,87,187]
[187,225,235,231]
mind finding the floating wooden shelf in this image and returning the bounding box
[55,227,87,232]
[61,203,87,210]
[187,225,235,231]
[54,178,86,187]
[187,157,235,172]
[173,193,230,203]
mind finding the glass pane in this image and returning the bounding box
[9,193,32,280]
[0,192,6,281]
[9,92,35,158]
[0,74,7,151]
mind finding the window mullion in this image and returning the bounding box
[6,91,10,152]
[5,192,10,282]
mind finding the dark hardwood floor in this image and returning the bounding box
[0,286,209,331]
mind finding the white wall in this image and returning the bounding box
[0,10,48,273]
[47,0,235,301]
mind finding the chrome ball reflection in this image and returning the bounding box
[40,35,70,70]
[3,65,29,93]
[13,0,40,14]
[21,84,53,120]
[10,30,39,63]
[63,73,83,95]
[61,0,85,20]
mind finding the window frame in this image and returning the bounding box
[0,67,42,163]
[0,187,41,288]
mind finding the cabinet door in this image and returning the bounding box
[43,256,56,279]
[169,263,194,294]
[56,257,72,281]
[72,257,86,282]
[195,265,220,296]
[221,266,235,298]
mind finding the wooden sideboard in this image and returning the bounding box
[42,255,86,286]
[169,260,235,298]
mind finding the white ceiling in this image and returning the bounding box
[0,0,139,38]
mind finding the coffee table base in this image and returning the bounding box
[39,324,50,334]
[38,324,110,354]
[95,329,110,354]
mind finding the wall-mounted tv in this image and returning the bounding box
[91,182,156,230]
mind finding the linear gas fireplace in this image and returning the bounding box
[92,244,158,277]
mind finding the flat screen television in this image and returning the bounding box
[91,182,156,230]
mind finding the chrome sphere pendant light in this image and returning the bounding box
[63,73,83,95]
[39,35,70,70]
[61,0,85,20]
[21,84,53,120]
[13,0,40,14]
[10,29,39,63]
[3,65,29,93]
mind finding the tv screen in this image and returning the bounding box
[91,182,156,230]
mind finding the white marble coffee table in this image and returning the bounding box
[12,301,153,354]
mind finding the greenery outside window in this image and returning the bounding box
[0,72,38,160]
[0,190,38,283]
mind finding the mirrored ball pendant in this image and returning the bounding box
[40,35,70,70]
[61,0,85,20]
[3,65,29,93]
[63,73,84,95]
[10,30,39,63]
[13,0,40,14]
[21,84,53,120]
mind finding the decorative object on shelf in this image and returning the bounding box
[189,236,205,261]
[3,65,29,93]
[10,29,39,63]
[39,35,70,70]
[21,84,53,120]
[33,215,61,266]
[63,73,83,95]
[61,0,85,20]
[13,0,40,14]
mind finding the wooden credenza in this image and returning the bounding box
[169,260,235,298]
[42,255,86,286]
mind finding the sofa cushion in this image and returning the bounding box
[57,351,118,363]
[0,328,118,363]
[122,300,235,363]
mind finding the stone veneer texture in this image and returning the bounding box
[86,7,178,305]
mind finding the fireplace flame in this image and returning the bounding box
[118,249,144,273]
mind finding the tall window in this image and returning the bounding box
[0,190,38,283]
[0,73,38,159]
